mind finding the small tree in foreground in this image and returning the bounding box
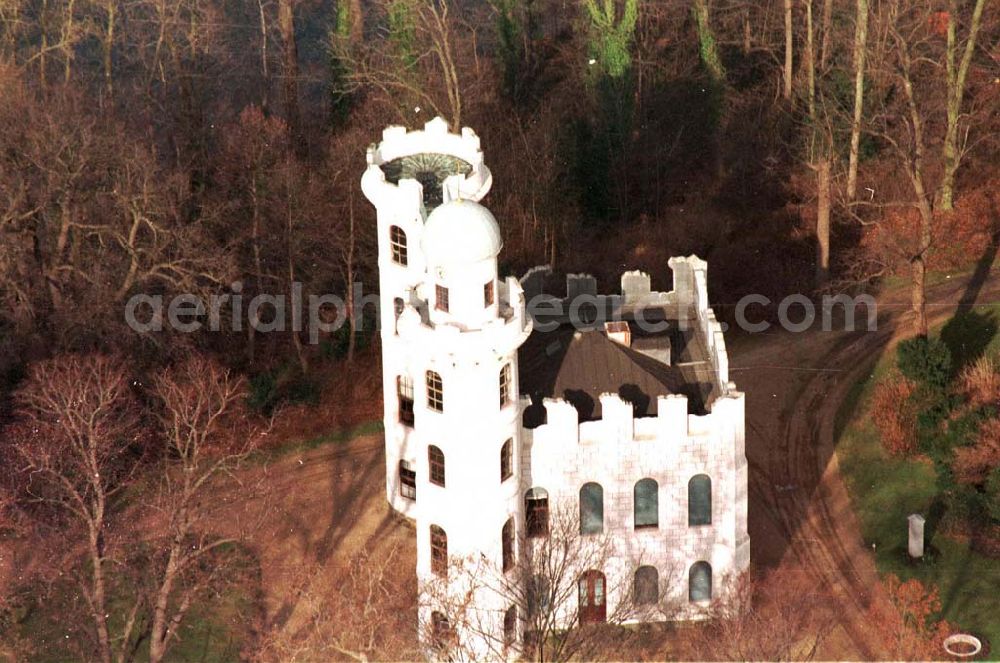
[422,503,682,662]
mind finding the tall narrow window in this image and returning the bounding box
[426,370,443,412]
[688,474,712,526]
[689,561,712,602]
[430,525,448,576]
[429,445,445,487]
[399,460,416,500]
[397,375,414,426]
[435,284,449,312]
[484,280,495,306]
[503,605,517,648]
[393,297,404,319]
[389,226,408,265]
[502,517,515,572]
[499,364,512,408]
[525,488,549,538]
[634,566,659,605]
[578,570,607,624]
[579,482,604,535]
[634,478,659,529]
[430,611,453,649]
[500,438,513,482]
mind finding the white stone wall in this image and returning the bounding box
[363,120,748,661]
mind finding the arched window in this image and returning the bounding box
[634,478,659,529]
[430,525,448,576]
[397,375,414,426]
[634,566,659,605]
[426,370,444,412]
[500,438,513,482]
[428,446,445,487]
[525,487,549,538]
[430,611,453,649]
[503,605,517,648]
[579,482,604,535]
[499,364,512,408]
[389,226,408,265]
[502,517,515,572]
[393,297,404,320]
[689,561,712,602]
[688,474,712,526]
[399,460,416,500]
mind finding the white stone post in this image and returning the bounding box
[908,513,925,558]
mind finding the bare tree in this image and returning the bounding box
[5,354,145,663]
[252,544,418,662]
[423,504,681,662]
[845,0,869,200]
[145,357,267,663]
[693,568,834,661]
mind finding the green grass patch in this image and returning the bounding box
[837,304,1000,655]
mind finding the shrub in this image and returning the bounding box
[897,337,952,390]
[985,468,1000,523]
[959,355,1000,407]
[872,373,919,456]
[952,418,1000,485]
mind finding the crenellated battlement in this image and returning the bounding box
[523,390,744,454]
[361,117,492,213]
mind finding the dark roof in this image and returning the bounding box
[518,327,689,425]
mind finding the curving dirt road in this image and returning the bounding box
[728,263,1000,659]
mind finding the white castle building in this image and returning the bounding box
[361,118,749,660]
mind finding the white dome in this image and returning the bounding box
[421,199,502,265]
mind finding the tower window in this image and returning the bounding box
[399,460,416,500]
[688,474,712,526]
[499,364,512,408]
[484,280,495,306]
[634,478,659,529]
[525,487,549,538]
[397,375,414,426]
[389,226,408,265]
[429,445,445,487]
[430,525,448,576]
[430,611,454,650]
[500,438,513,482]
[579,482,604,535]
[426,370,443,412]
[503,605,517,648]
[393,297,404,319]
[435,284,449,312]
[502,517,515,572]
[634,566,659,605]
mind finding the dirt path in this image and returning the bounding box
[728,266,1000,659]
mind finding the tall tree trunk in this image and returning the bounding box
[804,0,815,119]
[103,0,115,97]
[819,0,832,69]
[257,0,269,112]
[278,0,300,144]
[816,158,831,286]
[940,0,987,211]
[783,0,793,100]
[846,0,867,200]
[89,525,113,663]
[692,0,726,180]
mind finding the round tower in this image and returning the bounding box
[362,119,532,659]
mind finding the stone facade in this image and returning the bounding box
[362,118,749,661]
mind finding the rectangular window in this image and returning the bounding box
[484,280,494,306]
[397,376,414,426]
[389,226,408,266]
[526,497,548,538]
[399,461,416,500]
[499,364,511,408]
[500,439,513,482]
[426,371,444,412]
[435,285,449,312]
